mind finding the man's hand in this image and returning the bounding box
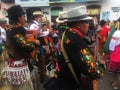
[34,40,40,45]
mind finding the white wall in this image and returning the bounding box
[58,0,120,21]
[0,3,14,18]
[100,0,120,21]
[2,0,120,23]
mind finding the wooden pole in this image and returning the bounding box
[93,32,99,90]
[93,79,98,90]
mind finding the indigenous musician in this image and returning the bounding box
[29,10,43,59]
[45,6,104,90]
[2,5,39,90]
[29,10,49,83]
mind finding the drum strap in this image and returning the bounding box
[61,30,80,85]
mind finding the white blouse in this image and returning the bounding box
[109,30,120,51]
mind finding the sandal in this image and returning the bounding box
[113,85,119,90]
[111,82,119,90]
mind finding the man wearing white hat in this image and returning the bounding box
[29,10,50,84]
[30,11,43,31]
[45,6,105,90]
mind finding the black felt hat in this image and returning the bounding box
[6,5,25,20]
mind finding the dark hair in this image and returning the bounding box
[67,21,79,27]
[8,16,19,24]
[117,17,120,22]
[67,20,90,28]
[32,15,40,19]
[100,20,106,26]
[89,21,95,30]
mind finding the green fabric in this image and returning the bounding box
[0,43,3,55]
[103,25,116,54]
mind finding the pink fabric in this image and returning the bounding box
[107,61,120,74]
[110,45,120,62]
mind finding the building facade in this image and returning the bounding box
[49,0,120,22]
[0,0,120,23]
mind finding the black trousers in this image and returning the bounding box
[44,77,82,90]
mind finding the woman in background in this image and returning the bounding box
[108,19,120,89]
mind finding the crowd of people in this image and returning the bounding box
[0,4,120,90]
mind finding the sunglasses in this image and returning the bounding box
[79,20,90,24]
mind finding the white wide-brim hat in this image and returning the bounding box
[56,17,67,23]
[56,11,67,23]
[66,6,93,22]
[33,11,43,16]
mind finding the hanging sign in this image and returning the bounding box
[15,0,49,7]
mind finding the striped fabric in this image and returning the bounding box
[2,59,30,85]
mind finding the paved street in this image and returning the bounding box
[0,72,119,90]
[0,67,119,90]
[98,71,120,90]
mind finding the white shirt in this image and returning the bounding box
[29,20,50,37]
[29,20,40,30]
[39,28,50,37]
[109,30,120,51]
[29,20,40,38]
[0,26,6,43]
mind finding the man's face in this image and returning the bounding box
[77,20,90,35]
[36,15,43,23]
[19,15,26,26]
[0,23,7,29]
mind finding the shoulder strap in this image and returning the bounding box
[61,30,80,85]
